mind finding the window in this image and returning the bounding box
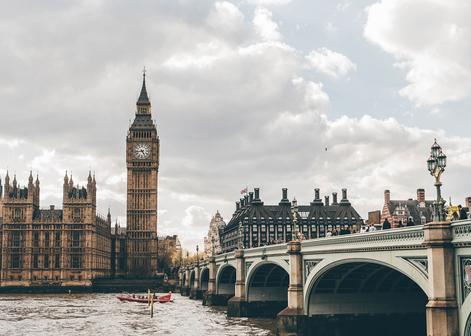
[73,208,81,221]
[72,231,80,247]
[71,255,81,269]
[33,232,39,247]
[10,254,21,268]
[13,208,21,221]
[33,254,39,268]
[12,232,21,247]
[44,254,49,269]
[55,232,61,247]
[45,232,50,247]
[55,254,60,269]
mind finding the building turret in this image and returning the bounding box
[107,208,111,224]
[0,176,3,199]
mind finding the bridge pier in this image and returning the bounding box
[277,241,306,336]
[423,221,459,336]
[190,265,203,300]
[181,268,191,296]
[227,250,249,317]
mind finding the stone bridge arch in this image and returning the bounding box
[216,263,236,296]
[304,257,429,336]
[189,269,195,288]
[245,259,290,317]
[199,266,209,292]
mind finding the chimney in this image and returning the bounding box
[236,201,240,211]
[254,188,260,201]
[325,196,330,206]
[282,188,288,200]
[417,188,425,203]
[244,194,249,206]
[315,188,320,200]
[332,192,338,205]
[50,205,55,210]
[249,192,254,203]
[240,198,245,207]
[384,190,391,204]
[342,188,348,201]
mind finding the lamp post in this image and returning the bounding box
[196,244,199,267]
[291,198,301,241]
[186,251,189,266]
[427,139,447,222]
[238,224,244,249]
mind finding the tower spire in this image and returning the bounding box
[136,68,151,114]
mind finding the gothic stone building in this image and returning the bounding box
[220,187,362,253]
[203,211,226,256]
[126,72,160,277]
[0,172,112,286]
[380,189,434,227]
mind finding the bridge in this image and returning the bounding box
[178,219,471,336]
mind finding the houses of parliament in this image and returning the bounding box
[0,73,160,286]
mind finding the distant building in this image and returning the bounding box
[0,172,112,286]
[380,189,433,227]
[158,235,182,269]
[466,197,471,210]
[220,187,362,253]
[203,211,226,256]
[366,210,381,225]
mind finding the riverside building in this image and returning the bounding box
[220,187,362,253]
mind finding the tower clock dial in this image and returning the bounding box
[133,143,151,159]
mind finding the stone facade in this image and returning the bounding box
[0,172,112,286]
[126,73,160,277]
[204,211,226,256]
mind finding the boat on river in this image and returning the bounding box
[117,292,173,304]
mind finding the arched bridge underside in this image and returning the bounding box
[246,263,289,317]
[307,262,427,336]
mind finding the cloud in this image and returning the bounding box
[244,0,292,5]
[305,47,357,78]
[364,0,471,106]
[0,1,470,250]
[253,7,282,41]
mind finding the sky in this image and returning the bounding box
[1,0,471,250]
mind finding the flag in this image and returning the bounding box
[240,187,248,195]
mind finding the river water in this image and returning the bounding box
[0,293,275,336]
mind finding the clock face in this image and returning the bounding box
[133,143,151,159]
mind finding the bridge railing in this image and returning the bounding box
[204,219,471,267]
[451,219,471,246]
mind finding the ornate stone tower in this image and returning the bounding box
[126,72,159,276]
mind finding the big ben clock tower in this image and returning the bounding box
[126,71,159,276]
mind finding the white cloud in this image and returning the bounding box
[364,0,471,106]
[244,0,292,5]
[207,1,245,33]
[306,47,357,78]
[253,7,282,41]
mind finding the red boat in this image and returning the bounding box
[117,292,173,304]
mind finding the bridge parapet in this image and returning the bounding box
[452,219,471,246]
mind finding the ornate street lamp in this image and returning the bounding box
[196,244,199,267]
[186,251,189,266]
[427,139,447,222]
[291,198,302,241]
[238,224,244,250]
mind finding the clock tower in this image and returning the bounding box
[126,72,159,276]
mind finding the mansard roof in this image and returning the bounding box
[225,189,362,230]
